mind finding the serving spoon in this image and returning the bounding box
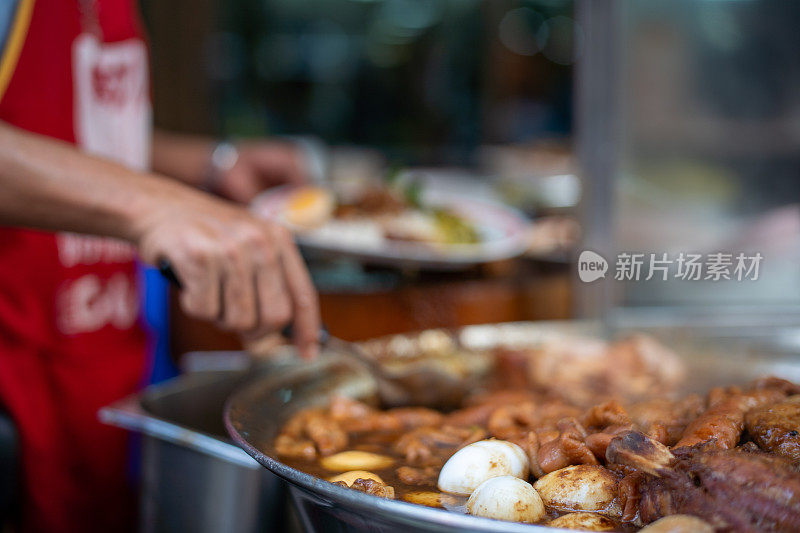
[285,322,472,409]
[158,260,474,408]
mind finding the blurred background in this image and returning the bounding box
[144,0,574,158]
[102,2,800,531]
[581,0,800,321]
[137,0,800,361]
[142,0,582,358]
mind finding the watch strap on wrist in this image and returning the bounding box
[203,141,239,193]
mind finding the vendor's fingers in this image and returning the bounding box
[241,331,285,358]
[178,254,221,321]
[143,235,221,321]
[255,263,293,331]
[275,227,320,359]
[252,143,307,185]
[219,245,258,331]
[249,229,292,331]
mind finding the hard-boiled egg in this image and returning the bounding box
[327,470,384,486]
[533,465,621,517]
[548,512,617,531]
[284,186,334,229]
[319,450,394,471]
[638,515,714,533]
[466,475,545,523]
[438,440,529,495]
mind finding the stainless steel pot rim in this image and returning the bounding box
[224,414,556,532]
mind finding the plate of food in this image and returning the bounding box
[251,176,530,270]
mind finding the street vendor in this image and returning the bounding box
[0,0,320,530]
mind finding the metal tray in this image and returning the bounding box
[224,320,800,533]
[100,352,305,533]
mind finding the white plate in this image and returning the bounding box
[251,186,530,270]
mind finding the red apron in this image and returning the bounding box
[0,0,150,531]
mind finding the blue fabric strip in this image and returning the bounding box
[0,0,21,62]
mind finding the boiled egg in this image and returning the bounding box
[319,450,394,471]
[466,475,545,523]
[533,465,621,517]
[638,515,714,533]
[327,470,384,485]
[437,439,529,496]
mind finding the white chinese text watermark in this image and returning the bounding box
[578,251,762,283]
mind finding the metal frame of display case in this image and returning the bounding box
[575,0,621,318]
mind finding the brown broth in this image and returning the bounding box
[271,340,796,530]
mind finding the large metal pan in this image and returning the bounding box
[225,320,800,533]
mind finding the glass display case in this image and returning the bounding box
[577,0,800,319]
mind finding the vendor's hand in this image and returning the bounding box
[135,192,320,359]
[214,140,308,203]
[0,123,319,358]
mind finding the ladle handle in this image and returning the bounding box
[280,322,330,345]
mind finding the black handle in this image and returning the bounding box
[157,258,328,343]
[281,322,330,344]
[158,259,182,289]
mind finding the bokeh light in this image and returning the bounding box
[498,7,546,56]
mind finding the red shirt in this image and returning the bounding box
[0,0,149,351]
[0,0,150,530]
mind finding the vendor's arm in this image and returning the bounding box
[0,120,319,359]
[151,129,307,203]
